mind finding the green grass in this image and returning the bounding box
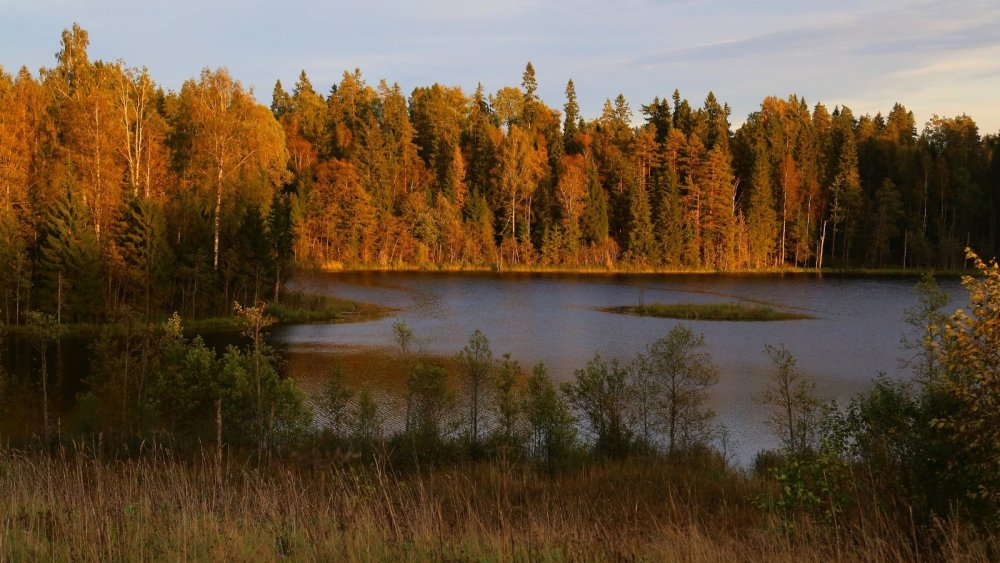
[600,302,815,321]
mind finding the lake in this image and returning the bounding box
[282,271,966,464]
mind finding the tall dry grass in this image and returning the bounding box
[0,445,994,561]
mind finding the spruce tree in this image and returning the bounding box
[563,79,581,153]
[118,197,172,319]
[581,161,609,245]
[521,62,538,101]
[626,179,656,264]
[36,186,103,322]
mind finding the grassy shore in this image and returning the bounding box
[1,447,991,562]
[0,291,389,338]
[600,302,815,321]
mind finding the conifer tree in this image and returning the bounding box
[747,152,779,267]
[117,196,171,319]
[581,160,609,245]
[268,192,295,302]
[37,186,103,321]
[563,79,581,153]
[626,179,656,264]
[270,80,291,118]
[521,62,538,101]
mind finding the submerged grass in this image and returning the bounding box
[601,302,815,321]
[2,446,990,562]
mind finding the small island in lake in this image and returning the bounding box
[600,302,815,321]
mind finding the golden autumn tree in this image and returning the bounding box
[46,25,127,243]
[931,249,1000,518]
[174,68,288,270]
[0,67,37,214]
[497,125,542,264]
[556,154,589,253]
[111,64,169,199]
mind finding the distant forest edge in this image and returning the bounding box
[1,24,998,324]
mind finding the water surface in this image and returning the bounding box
[282,271,965,463]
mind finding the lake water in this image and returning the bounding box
[282,271,966,464]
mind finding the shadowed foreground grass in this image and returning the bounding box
[600,302,815,322]
[1,448,993,562]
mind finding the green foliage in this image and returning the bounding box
[456,328,493,453]
[626,180,656,263]
[319,361,354,437]
[563,353,634,458]
[401,362,456,458]
[581,163,609,245]
[634,324,719,455]
[268,192,296,301]
[137,313,309,451]
[351,386,383,454]
[117,197,173,319]
[524,363,576,471]
[797,260,1000,530]
[769,448,850,525]
[822,375,960,526]
[901,272,950,381]
[36,187,103,321]
[929,250,1000,522]
[490,353,523,452]
[216,345,311,449]
[759,344,820,452]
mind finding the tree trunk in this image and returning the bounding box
[213,183,222,270]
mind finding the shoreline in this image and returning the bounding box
[0,292,393,338]
[309,262,971,277]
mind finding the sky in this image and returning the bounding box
[3,0,999,133]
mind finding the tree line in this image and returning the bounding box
[2,25,999,324]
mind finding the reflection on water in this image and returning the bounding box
[283,271,965,464]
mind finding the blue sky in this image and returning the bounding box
[3,0,999,133]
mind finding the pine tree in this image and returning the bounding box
[702,145,737,269]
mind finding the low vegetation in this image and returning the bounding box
[1,250,999,560]
[602,302,814,321]
[6,446,996,562]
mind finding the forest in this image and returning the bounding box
[2,25,999,324]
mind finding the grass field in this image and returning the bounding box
[2,446,991,562]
